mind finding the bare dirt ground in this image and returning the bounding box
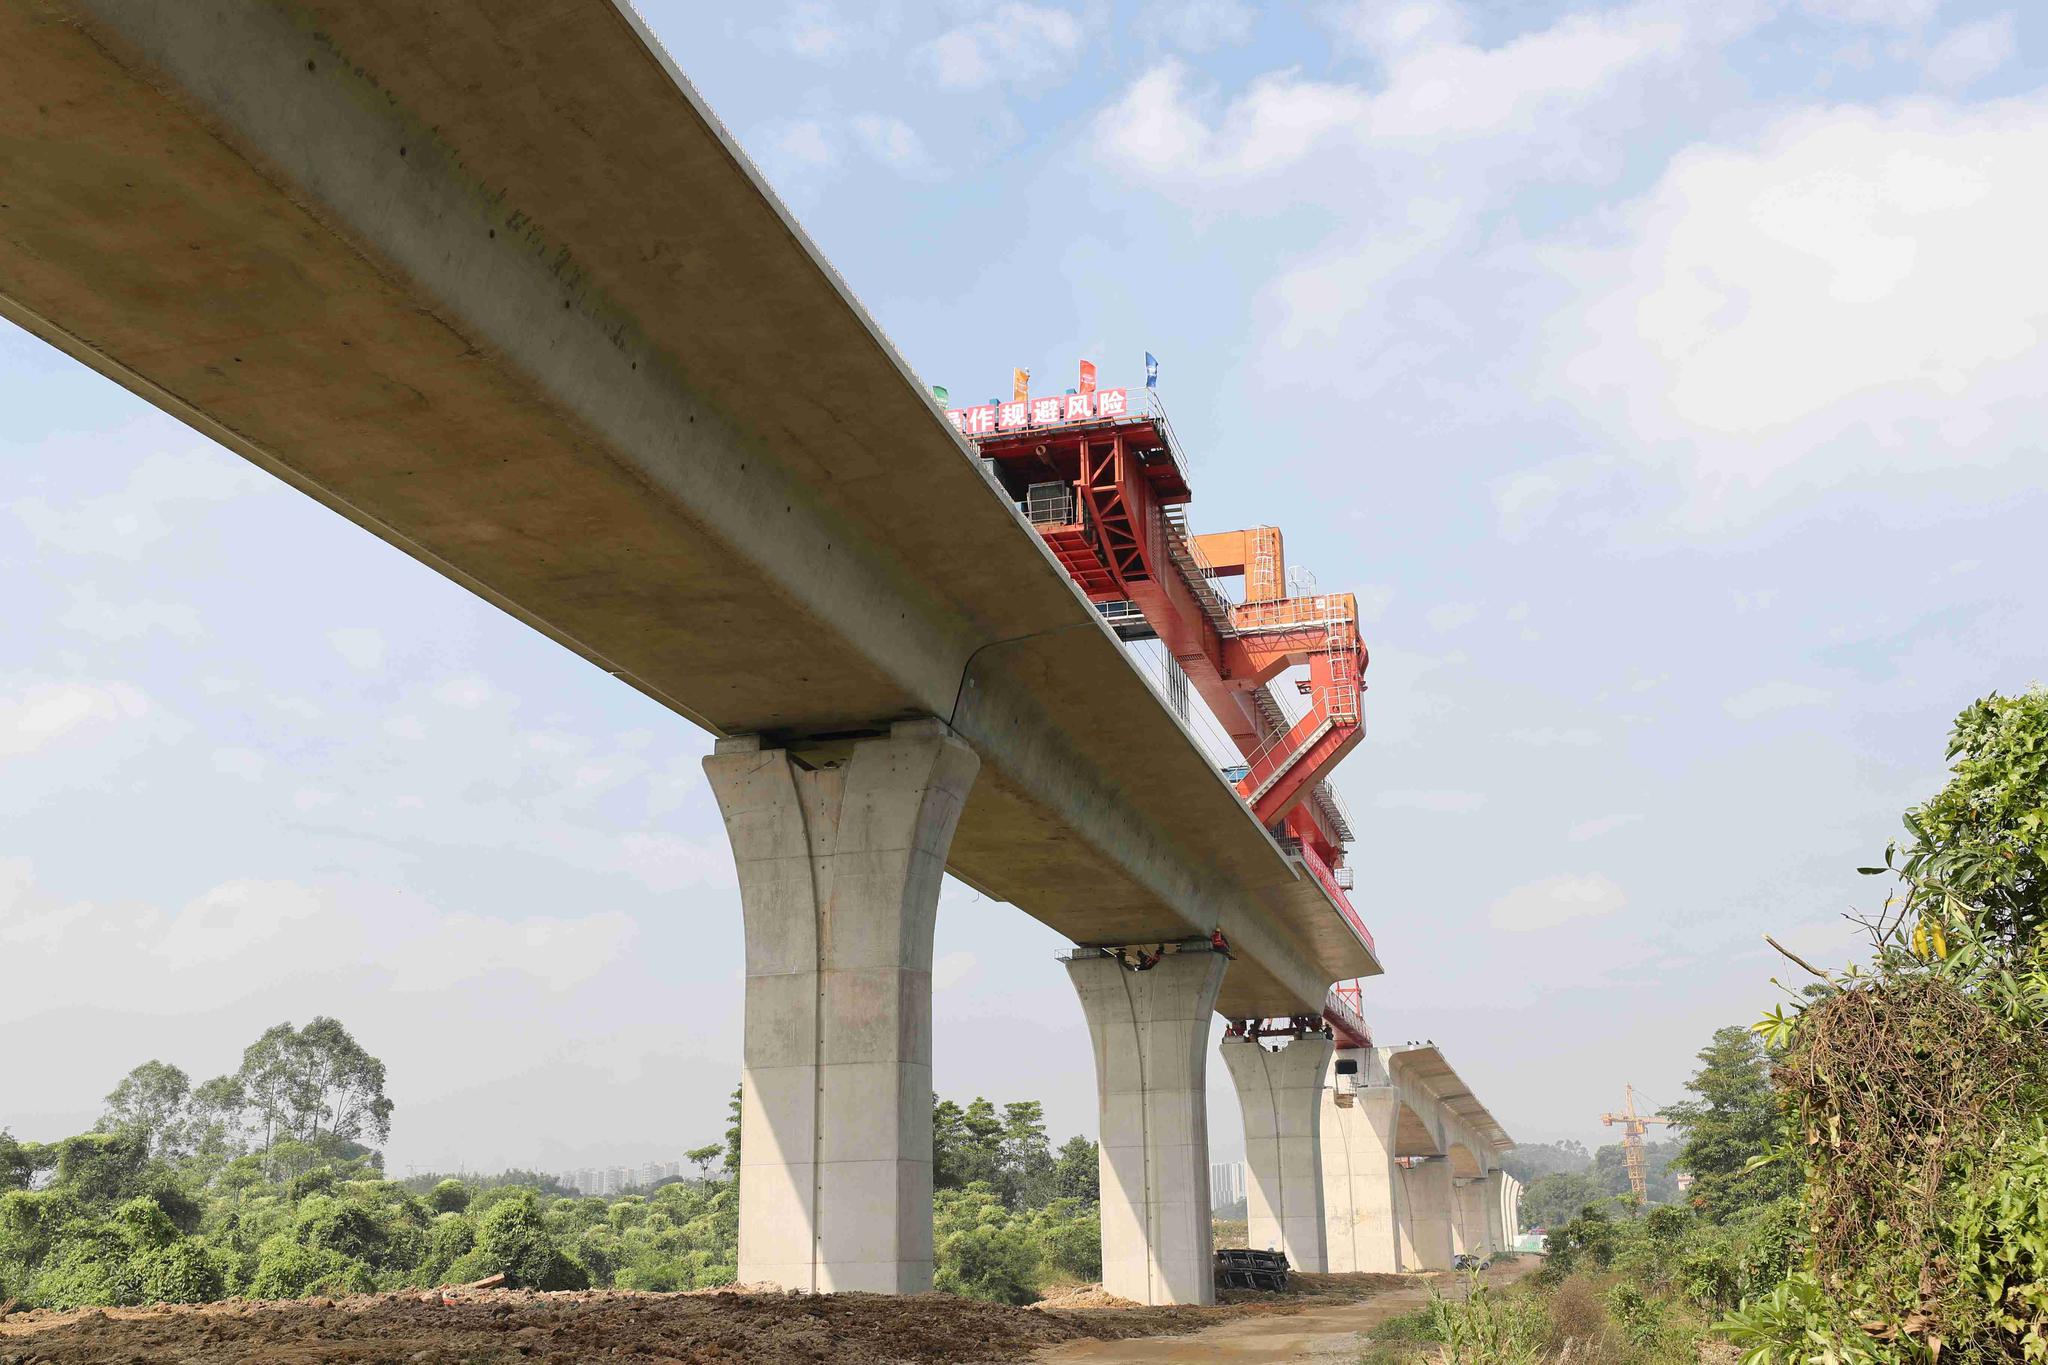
[0,1286,1238,1365]
[0,1268,1461,1364]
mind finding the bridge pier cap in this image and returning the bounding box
[704,717,978,1294]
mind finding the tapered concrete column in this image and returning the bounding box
[704,719,978,1294]
[1319,1055,1403,1272]
[1452,1174,1491,1257]
[1066,946,1228,1305]
[1222,1032,1333,1270]
[1486,1170,1512,1254]
[1396,1159,1455,1270]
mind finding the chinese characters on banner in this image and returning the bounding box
[946,387,1130,436]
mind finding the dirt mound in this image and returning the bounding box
[0,1287,1235,1365]
[1032,1285,1144,1311]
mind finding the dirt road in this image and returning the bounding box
[1036,1261,1534,1364]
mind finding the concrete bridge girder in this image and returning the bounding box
[0,0,1375,1025]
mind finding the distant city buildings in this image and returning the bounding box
[555,1160,688,1196]
[1210,1160,1245,1211]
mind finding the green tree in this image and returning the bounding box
[722,1086,742,1177]
[1589,1137,1681,1204]
[185,1076,249,1161]
[1498,1140,1590,1184]
[1664,1026,1794,1220]
[0,1130,48,1191]
[997,1101,1055,1208]
[457,1190,588,1290]
[684,1144,722,1183]
[1052,1135,1098,1203]
[1517,1170,1602,1231]
[99,1061,194,1161]
[933,1183,1038,1303]
[1889,687,2048,960]
[235,1019,393,1161]
[426,1179,472,1215]
[933,1097,1004,1192]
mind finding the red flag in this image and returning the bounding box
[1079,360,1097,395]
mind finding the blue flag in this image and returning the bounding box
[1145,352,1159,389]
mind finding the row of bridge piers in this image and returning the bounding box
[704,721,1518,1304]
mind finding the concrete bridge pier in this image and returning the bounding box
[1065,945,1228,1305]
[1318,1051,1403,1273]
[1451,1169,1492,1258]
[1222,1030,1333,1271]
[1487,1170,1520,1253]
[1397,1159,1456,1270]
[704,718,979,1294]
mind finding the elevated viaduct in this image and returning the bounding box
[0,0,1513,1300]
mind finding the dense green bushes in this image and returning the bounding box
[930,1183,1101,1303]
[1721,688,2048,1360]
[2,1040,1104,1312]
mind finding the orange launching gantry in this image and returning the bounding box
[950,378,1374,1045]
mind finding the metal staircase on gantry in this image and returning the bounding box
[961,381,1375,1034]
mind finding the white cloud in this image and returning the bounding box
[1374,788,1488,813]
[211,747,267,781]
[60,585,203,641]
[1724,681,1832,719]
[382,911,638,993]
[1800,0,1945,28]
[1509,727,1601,747]
[1488,872,1626,932]
[1924,14,2016,87]
[1730,589,1779,614]
[1139,0,1254,52]
[292,788,337,812]
[762,2,905,64]
[328,627,386,672]
[5,445,266,559]
[934,950,979,991]
[851,114,936,176]
[1424,601,1479,632]
[267,694,323,720]
[384,715,427,740]
[157,879,322,969]
[1325,0,1472,57]
[617,832,735,894]
[758,117,839,181]
[779,2,857,60]
[1550,94,2048,523]
[1568,813,1642,842]
[920,4,1086,92]
[1101,5,1692,182]
[433,676,500,710]
[0,679,161,758]
[1354,584,1396,622]
[0,864,640,1020]
[1492,468,1568,540]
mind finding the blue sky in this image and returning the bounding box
[5,0,2045,1172]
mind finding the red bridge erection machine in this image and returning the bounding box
[950,379,1374,1049]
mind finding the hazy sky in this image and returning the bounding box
[5,0,2045,1174]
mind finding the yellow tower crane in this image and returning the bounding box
[1600,1084,1671,1204]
